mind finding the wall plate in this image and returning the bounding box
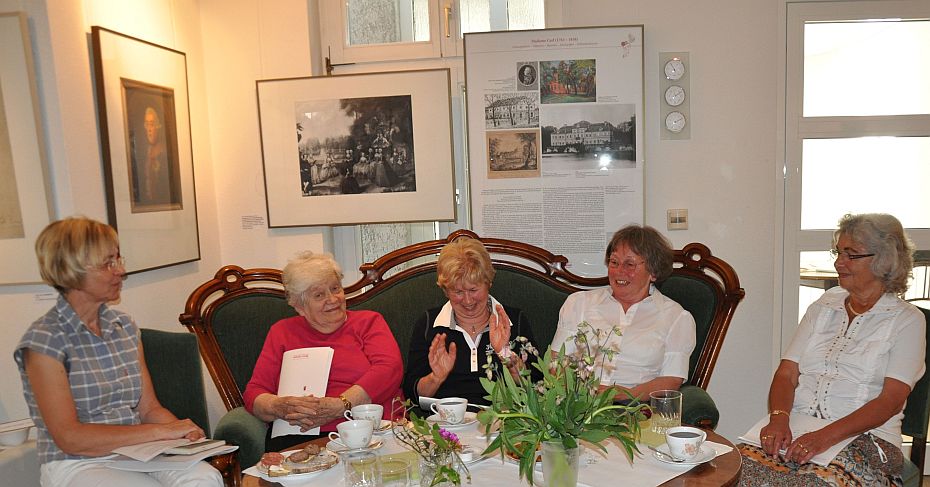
[659,52,691,140]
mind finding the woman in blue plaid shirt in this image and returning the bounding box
[14,217,221,487]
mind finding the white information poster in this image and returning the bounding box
[465,26,644,277]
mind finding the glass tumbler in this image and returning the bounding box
[380,456,412,487]
[343,450,381,487]
[649,389,682,436]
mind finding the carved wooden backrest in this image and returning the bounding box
[180,230,744,411]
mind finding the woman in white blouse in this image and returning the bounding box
[551,224,696,401]
[739,213,926,486]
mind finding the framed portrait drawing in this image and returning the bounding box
[0,12,53,284]
[91,26,200,273]
[256,69,456,227]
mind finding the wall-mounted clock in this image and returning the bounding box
[664,85,685,107]
[665,111,686,133]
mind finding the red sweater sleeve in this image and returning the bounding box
[242,317,296,413]
[350,312,403,405]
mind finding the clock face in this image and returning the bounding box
[665,111,686,133]
[664,85,685,107]
[664,59,685,81]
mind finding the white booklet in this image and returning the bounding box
[738,413,856,466]
[112,438,230,462]
[271,347,334,438]
[107,443,239,472]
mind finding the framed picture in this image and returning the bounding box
[91,26,199,273]
[256,69,456,227]
[0,12,53,284]
[465,26,644,277]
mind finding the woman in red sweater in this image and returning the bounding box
[244,251,403,452]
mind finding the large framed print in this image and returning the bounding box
[92,26,200,273]
[0,13,53,284]
[465,26,644,277]
[256,69,456,227]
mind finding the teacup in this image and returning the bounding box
[344,404,384,430]
[665,426,706,460]
[430,397,467,424]
[328,419,374,449]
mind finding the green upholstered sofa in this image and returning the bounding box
[179,230,745,469]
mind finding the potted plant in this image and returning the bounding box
[478,321,648,486]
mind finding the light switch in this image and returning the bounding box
[667,209,688,230]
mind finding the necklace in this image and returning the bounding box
[845,297,870,316]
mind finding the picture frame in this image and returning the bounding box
[91,26,200,273]
[0,12,53,285]
[464,26,644,278]
[256,69,456,227]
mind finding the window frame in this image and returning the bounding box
[778,0,930,355]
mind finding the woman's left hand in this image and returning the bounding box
[785,430,832,464]
[489,304,512,352]
[283,396,344,431]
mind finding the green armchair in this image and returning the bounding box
[140,328,240,487]
[179,231,744,468]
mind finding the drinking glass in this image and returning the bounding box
[380,456,412,487]
[649,389,682,436]
[343,450,381,487]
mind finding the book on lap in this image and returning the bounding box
[271,347,334,438]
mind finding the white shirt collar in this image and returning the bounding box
[432,295,507,331]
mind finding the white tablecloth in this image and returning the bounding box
[244,421,733,487]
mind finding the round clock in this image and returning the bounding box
[664,85,686,107]
[664,58,685,80]
[665,111,686,133]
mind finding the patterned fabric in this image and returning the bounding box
[14,295,142,463]
[737,434,903,487]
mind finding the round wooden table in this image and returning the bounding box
[243,429,741,487]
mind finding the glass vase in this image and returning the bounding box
[419,452,455,487]
[541,440,580,487]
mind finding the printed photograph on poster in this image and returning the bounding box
[516,61,538,91]
[487,130,540,179]
[540,59,596,104]
[123,80,183,212]
[294,95,415,196]
[484,93,539,129]
[541,103,636,169]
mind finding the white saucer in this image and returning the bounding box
[653,444,716,465]
[425,411,478,428]
[325,438,383,453]
[373,419,394,434]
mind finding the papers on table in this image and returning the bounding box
[738,413,855,466]
[271,347,334,438]
[108,438,238,472]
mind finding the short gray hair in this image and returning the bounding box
[282,251,343,308]
[834,213,914,295]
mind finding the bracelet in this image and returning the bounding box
[769,409,790,417]
[339,394,352,412]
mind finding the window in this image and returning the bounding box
[321,0,548,63]
[781,1,930,347]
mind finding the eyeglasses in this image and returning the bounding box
[607,259,645,272]
[95,256,126,272]
[829,249,875,260]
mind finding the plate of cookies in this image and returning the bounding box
[255,444,338,480]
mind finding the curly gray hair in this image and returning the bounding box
[834,213,914,295]
[282,251,344,308]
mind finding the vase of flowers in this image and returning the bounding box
[393,407,470,487]
[478,321,648,486]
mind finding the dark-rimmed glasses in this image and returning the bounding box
[829,249,875,260]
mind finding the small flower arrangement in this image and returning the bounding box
[482,335,540,380]
[478,321,648,486]
[392,401,470,486]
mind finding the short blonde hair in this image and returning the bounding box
[436,237,495,290]
[834,213,914,295]
[35,217,119,292]
[282,251,344,308]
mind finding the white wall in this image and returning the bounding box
[0,0,781,443]
[559,0,779,438]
